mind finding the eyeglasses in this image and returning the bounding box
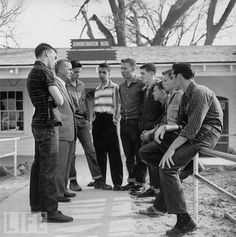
[99,71,107,74]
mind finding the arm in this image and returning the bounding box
[49,85,64,106]
[113,86,120,125]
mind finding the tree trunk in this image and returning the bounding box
[151,0,198,45]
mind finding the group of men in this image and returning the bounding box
[27,43,223,236]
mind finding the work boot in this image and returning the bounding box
[94,179,112,190]
[43,211,73,223]
[69,180,82,191]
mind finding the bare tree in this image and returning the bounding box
[0,0,23,48]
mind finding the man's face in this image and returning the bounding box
[61,62,73,82]
[121,62,134,79]
[46,49,57,70]
[140,69,152,84]
[162,74,176,93]
[98,67,109,83]
[153,86,167,101]
[71,67,82,82]
[172,72,182,90]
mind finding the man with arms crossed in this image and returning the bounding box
[27,43,72,222]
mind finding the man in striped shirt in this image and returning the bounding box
[92,63,123,191]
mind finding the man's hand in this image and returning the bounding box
[159,148,175,168]
[113,118,118,126]
[154,125,166,144]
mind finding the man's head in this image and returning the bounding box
[35,43,57,70]
[71,61,82,82]
[121,58,136,80]
[55,59,72,83]
[153,81,168,104]
[98,63,110,83]
[161,69,176,93]
[172,62,195,90]
[140,63,156,85]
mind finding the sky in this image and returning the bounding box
[10,0,236,48]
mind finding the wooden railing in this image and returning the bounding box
[193,148,236,223]
[0,137,20,176]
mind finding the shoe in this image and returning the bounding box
[139,206,165,216]
[31,206,41,213]
[57,196,71,202]
[120,182,135,191]
[166,219,198,236]
[43,211,73,223]
[180,161,205,181]
[113,185,121,191]
[64,191,76,197]
[137,188,156,198]
[87,181,95,187]
[69,181,82,192]
[94,180,112,190]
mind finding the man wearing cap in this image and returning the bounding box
[141,62,223,236]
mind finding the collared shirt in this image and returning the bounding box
[66,80,90,121]
[27,61,61,127]
[178,81,223,140]
[56,76,66,89]
[94,79,120,121]
[119,77,145,120]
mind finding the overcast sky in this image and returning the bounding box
[15,0,236,48]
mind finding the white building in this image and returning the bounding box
[0,45,235,157]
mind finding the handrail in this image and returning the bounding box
[193,148,236,223]
[0,137,20,176]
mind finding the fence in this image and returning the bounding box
[193,148,236,223]
[0,137,20,176]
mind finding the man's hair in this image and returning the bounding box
[71,61,82,69]
[172,62,195,79]
[140,63,156,74]
[121,58,136,67]
[55,59,69,74]
[98,63,110,72]
[35,43,57,58]
[153,80,164,90]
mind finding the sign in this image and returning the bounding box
[71,39,111,49]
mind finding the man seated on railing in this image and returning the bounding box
[140,62,223,236]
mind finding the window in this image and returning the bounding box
[0,91,24,131]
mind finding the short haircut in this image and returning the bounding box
[98,63,110,72]
[71,61,82,69]
[121,58,136,67]
[55,59,69,74]
[140,63,156,74]
[172,62,194,79]
[153,80,164,90]
[35,43,57,58]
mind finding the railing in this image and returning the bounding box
[0,137,20,176]
[193,148,236,223]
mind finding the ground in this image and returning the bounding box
[0,164,235,236]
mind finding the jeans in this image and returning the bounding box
[69,125,102,180]
[92,113,123,186]
[30,126,58,213]
[154,127,221,214]
[120,119,146,184]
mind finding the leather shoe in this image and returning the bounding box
[57,196,71,202]
[166,219,197,236]
[120,182,135,191]
[43,211,73,223]
[137,188,156,198]
[139,206,165,216]
[113,185,121,191]
[69,181,82,192]
[64,191,76,197]
[87,181,95,187]
[94,180,112,190]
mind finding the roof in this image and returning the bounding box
[0,45,236,66]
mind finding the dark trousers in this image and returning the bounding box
[69,125,102,181]
[120,119,146,184]
[92,113,123,186]
[30,126,58,213]
[154,128,221,214]
[139,132,179,189]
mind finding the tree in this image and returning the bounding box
[74,0,236,46]
[0,0,23,48]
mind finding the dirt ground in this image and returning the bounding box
[0,166,235,236]
[132,166,236,237]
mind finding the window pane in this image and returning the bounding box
[16,91,23,100]
[1,99,7,110]
[8,91,15,99]
[17,121,24,130]
[1,112,9,130]
[9,112,16,121]
[16,101,23,110]
[0,91,7,100]
[9,121,16,130]
[8,99,16,110]
[16,111,24,121]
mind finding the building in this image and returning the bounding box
[0,45,236,157]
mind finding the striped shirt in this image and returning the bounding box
[94,80,120,122]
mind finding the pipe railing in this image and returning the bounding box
[193,148,236,223]
[0,137,20,176]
